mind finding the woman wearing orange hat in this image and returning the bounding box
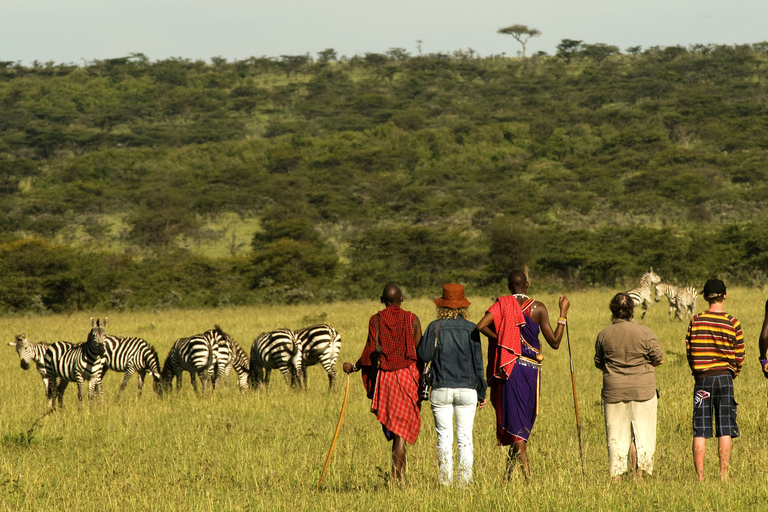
[417,283,487,487]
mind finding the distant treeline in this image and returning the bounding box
[2,43,768,312]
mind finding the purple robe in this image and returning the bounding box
[495,301,541,443]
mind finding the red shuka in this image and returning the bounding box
[486,295,526,381]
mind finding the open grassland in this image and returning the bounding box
[2,287,768,511]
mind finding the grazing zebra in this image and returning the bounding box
[295,324,341,392]
[249,328,302,390]
[210,326,250,392]
[159,331,216,395]
[44,318,108,409]
[626,268,662,319]
[100,334,162,398]
[655,282,698,321]
[9,333,71,401]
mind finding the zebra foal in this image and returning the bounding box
[295,324,341,392]
[249,328,302,390]
[44,318,108,409]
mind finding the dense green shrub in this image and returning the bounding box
[1,46,768,311]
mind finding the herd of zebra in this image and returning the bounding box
[8,319,342,408]
[626,267,698,321]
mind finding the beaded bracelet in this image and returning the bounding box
[760,358,767,367]
[557,317,567,326]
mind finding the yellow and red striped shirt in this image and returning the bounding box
[685,310,744,377]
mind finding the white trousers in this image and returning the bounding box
[430,387,477,486]
[604,395,657,478]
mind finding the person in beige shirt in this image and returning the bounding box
[595,292,664,481]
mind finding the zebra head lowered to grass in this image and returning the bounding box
[249,328,302,390]
[44,317,108,409]
[295,324,341,392]
[159,332,215,396]
[100,333,162,399]
[626,268,663,320]
[655,282,697,321]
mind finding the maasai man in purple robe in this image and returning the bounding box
[477,270,570,479]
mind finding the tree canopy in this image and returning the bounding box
[2,42,768,312]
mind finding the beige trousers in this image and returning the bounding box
[604,395,657,478]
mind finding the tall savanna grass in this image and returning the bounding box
[2,288,768,510]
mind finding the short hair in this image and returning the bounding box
[507,270,528,288]
[610,293,635,320]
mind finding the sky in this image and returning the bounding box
[2,0,767,64]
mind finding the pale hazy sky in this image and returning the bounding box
[2,0,766,64]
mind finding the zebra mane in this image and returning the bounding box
[160,343,179,377]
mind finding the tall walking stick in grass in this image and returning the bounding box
[316,372,351,491]
[566,321,585,476]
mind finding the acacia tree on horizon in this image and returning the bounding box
[498,24,541,58]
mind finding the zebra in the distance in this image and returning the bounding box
[159,331,216,396]
[100,334,162,398]
[9,333,72,401]
[626,268,663,319]
[210,326,250,392]
[655,282,698,321]
[44,318,108,409]
[295,324,341,392]
[249,328,302,390]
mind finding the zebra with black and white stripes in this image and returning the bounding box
[655,282,698,321]
[215,338,250,393]
[209,326,250,392]
[159,331,216,395]
[44,318,108,409]
[100,334,162,398]
[295,324,341,392]
[626,268,663,319]
[9,333,72,402]
[249,328,302,390]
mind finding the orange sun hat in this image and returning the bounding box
[434,283,471,309]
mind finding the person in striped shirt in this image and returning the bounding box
[685,278,744,481]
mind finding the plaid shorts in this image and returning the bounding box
[692,374,739,439]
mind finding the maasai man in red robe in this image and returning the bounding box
[477,270,570,479]
[344,283,423,484]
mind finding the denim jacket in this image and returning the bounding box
[417,317,487,400]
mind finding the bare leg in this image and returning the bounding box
[507,440,530,480]
[693,437,706,481]
[391,436,407,484]
[718,436,731,481]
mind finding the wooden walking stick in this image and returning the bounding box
[566,321,585,476]
[316,372,351,491]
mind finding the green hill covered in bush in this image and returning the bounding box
[2,43,768,312]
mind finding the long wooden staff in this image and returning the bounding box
[566,321,585,476]
[316,372,351,491]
